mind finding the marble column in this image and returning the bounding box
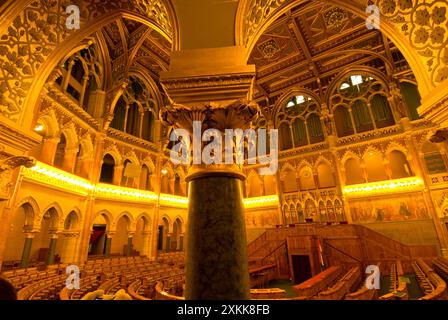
[20,233,35,268]
[160,46,257,299]
[186,170,250,299]
[161,100,258,300]
[104,233,113,257]
[165,233,171,253]
[179,235,184,251]
[46,233,58,265]
[126,234,133,257]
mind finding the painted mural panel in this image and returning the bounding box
[350,193,429,223]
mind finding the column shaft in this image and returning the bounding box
[20,237,33,268]
[185,175,250,300]
[46,237,58,265]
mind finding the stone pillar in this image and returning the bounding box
[113,165,123,186]
[126,233,134,257]
[140,231,152,257]
[40,137,60,165]
[161,104,256,299]
[60,232,80,263]
[62,148,78,173]
[179,234,184,251]
[160,46,257,300]
[104,232,114,257]
[20,232,35,268]
[46,233,58,265]
[165,233,171,252]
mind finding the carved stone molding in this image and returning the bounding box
[0,155,35,200]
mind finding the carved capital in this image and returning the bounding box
[160,98,260,133]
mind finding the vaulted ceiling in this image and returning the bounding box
[248,2,415,111]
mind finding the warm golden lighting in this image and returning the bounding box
[24,163,94,195]
[343,177,424,197]
[96,184,158,202]
[22,161,281,209]
[243,195,279,208]
[159,193,189,208]
[34,124,44,132]
[161,168,168,175]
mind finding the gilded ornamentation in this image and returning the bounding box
[0,156,36,199]
[376,0,448,84]
[0,0,174,122]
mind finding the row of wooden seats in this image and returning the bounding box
[251,288,287,300]
[292,266,342,298]
[412,259,446,300]
[154,273,185,300]
[346,262,382,300]
[17,256,154,300]
[3,265,66,290]
[60,274,101,300]
[315,266,361,300]
[17,274,66,300]
[379,260,408,300]
[127,270,184,300]
[433,257,448,281]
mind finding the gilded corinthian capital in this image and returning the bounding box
[160,98,260,133]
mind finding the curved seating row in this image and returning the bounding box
[413,259,446,300]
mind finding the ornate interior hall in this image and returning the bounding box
[1,0,448,301]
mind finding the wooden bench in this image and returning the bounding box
[292,266,342,298]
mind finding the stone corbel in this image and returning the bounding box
[0,156,36,200]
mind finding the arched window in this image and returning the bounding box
[333,106,353,137]
[100,154,115,184]
[399,82,421,120]
[140,165,151,190]
[364,152,388,182]
[389,150,412,179]
[371,94,394,128]
[110,96,126,131]
[307,113,324,143]
[281,168,298,193]
[292,118,307,147]
[351,100,373,133]
[276,93,322,150]
[53,134,67,169]
[279,123,293,150]
[55,45,104,114]
[126,103,140,137]
[317,162,335,188]
[110,76,156,142]
[344,158,364,185]
[331,73,394,137]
